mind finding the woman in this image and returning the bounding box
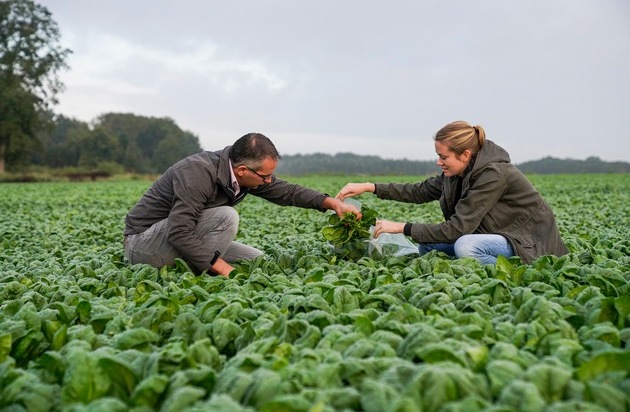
[336,121,569,265]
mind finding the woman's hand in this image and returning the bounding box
[373,219,404,238]
[335,182,375,200]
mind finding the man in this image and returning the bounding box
[123,132,360,277]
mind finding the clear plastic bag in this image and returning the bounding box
[342,197,362,209]
[333,198,419,259]
[367,226,419,258]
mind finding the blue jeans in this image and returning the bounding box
[418,234,514,265]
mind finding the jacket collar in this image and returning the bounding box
[216,146,249,202]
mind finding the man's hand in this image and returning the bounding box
[209,257,233,278]
[323,196,362,219]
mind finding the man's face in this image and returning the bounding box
[235,157,278,188]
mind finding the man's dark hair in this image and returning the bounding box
[230,133,281,167]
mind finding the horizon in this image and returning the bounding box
[274,151,629,165]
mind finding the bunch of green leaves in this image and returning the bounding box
[322,205,378,260]
[322,204,378,246]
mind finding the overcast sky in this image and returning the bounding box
[38,0,630,164]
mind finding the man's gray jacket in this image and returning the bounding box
[124,147,328,271]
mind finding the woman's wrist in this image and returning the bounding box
[368,182,376,195]
[403,223,412,236]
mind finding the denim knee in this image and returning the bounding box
[453,234,513,265]
[453,235,479,259]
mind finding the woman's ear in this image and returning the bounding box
[460,149,472,162]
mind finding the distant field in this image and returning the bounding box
[0,174,628,411]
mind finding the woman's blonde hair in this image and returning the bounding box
[434,121,486,156]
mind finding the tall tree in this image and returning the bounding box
[95,113,202,173]
[152,131,202,172]
[0,0,71,173]
[77,126,120,167]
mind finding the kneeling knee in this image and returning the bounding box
[221,208,240,237]
[222,207,240,227]
[198,207,240,235]
[453,235,477,259]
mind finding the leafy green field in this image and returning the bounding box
[1,174,629,411]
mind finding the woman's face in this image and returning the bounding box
[435,140,471,177]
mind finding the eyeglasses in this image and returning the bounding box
[245,166,273,181]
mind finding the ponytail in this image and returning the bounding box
[471,125,486,149]
[435,121,485,156]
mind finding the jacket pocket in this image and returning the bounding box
[511,234,539,263]
[513,234,535,248]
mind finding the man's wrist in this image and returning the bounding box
[322,194,334,210]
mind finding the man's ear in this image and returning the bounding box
[235,165,247,177]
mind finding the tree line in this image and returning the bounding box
[31,112,202,174]
[515,156,629,174]
[275,153,439,176]
[274,153,630,176]
[9,110,630,177]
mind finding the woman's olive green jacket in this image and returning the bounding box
[374,140,569,263]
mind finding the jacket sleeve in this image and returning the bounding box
[166,163,219,271]
[408,166,507,243]
[374,175,443,204]
[249,177,328,211]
